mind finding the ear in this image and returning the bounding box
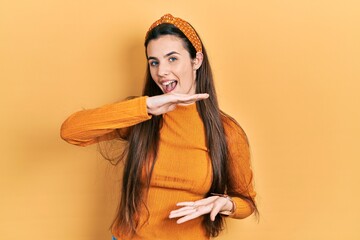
[192,52,204,70]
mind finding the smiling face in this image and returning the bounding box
[146,35,203,95]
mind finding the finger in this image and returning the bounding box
[176,201,195,207]
[176,211,202,224]
[169,208,197,219]
[170,206,194,214]
[177,93,209,103]
[150,103,177,115]
[210,201,225,221]
[193,93,209,100]
[177,102,196,106]
[176,204,213,224]
[193,196,219,207]
[165,104,177,113]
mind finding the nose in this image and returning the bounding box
[157,62,169,77]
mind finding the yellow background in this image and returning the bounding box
[1,0,359,239]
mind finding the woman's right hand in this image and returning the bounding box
[146,93,209,116]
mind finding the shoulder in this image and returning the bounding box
[220,112,249,147]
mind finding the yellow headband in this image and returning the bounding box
[146,14,203,53]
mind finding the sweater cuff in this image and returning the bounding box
[138,96,151,118]
[229,197,255,219]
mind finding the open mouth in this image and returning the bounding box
[162,80,178,93]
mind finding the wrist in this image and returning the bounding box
[211,193,236,216]
[145,96,154,115]
[221,196,236,216]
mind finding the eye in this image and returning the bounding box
[149,61,159,67]
[169,57,177,62]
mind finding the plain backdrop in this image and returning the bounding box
[1,0,359,239]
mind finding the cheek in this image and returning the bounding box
[182,66,196,83]
[176,64,192,78]
[149,68,157,81]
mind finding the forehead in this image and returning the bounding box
[146,35,187,57]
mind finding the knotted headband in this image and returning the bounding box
[146,14,203,53]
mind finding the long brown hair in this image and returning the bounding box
[111,23,257,237]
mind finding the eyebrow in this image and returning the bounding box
[147,51,180,60]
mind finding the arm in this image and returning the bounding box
[223,115,257,219]
[60,96,151,146]
[169,116,256,223]
[60,93,209,147]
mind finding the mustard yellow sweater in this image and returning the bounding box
[60,96,256,240]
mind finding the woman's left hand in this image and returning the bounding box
[169,196,233,224]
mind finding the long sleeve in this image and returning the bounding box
[60,96,152,146]
[222,115,257,219]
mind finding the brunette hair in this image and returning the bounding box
[111,23,257,237]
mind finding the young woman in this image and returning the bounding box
[61,14,257,240]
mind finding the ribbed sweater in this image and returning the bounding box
[60,96,256,240]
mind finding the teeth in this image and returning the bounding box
[162,80,175,86]
[161,80,177,93]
